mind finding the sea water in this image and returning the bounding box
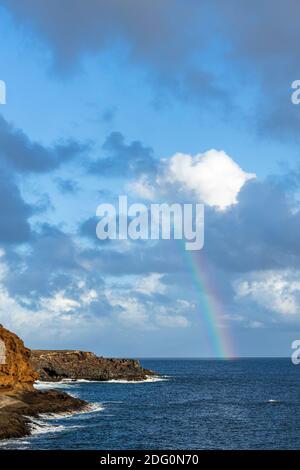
[1,358,300,450]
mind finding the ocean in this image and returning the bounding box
[1,358,300,450]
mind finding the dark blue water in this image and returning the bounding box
[2,359,300,450]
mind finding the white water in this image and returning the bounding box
[104,375,169,383]
[34,375,169,388]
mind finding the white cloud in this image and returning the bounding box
[162,150,255,210]
[135,273,166,296]
[80,289,98,305]
[131,149,256,210]
[40,290,81,313]
[235,270,300,316]
[105,280,190,330]
[155,313,189,328]
[116,298,151,328]
[0,251,191,345]
[128,175,156,200]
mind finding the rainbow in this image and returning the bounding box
[184,250,235,358]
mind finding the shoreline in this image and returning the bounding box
[0,389,86,440]
[34,375,167,388]
[0,375,167,441]
[0,325,161,442]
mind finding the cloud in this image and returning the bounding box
[155,313,189,328]
[55,177,80,194]
[0,116,89,174]
[132,148,255,210]
[90,132,156,177]
[160,150,256,210]
[4,1,300,140]
[129,175,156,200]
[204,177,300,272]
[135,273,166,296]
[3,224,86,299]
[2,0,229,107]
[0,117,90,245]
[0,167,32,244]
[3,0,199,69]
[78,216,99,241]
[215,1,300,139]
[0,242,191,343]
[40,290,81,313]
[106,282,189,330]
[235,269,300,317]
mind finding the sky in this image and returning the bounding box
[0,1,300,357]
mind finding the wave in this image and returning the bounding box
[39,402,105,420]
[104,375,169,383]
[24,402,105,438]
[34,375,169,387]
[34,380,73,390]
[0,439,31,449]
[29,418,68,435]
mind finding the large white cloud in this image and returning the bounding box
[131,149,256,210]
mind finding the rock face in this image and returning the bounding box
[0,324,38,391]
[0,389,86,440]
[0,326,86,440]
[31,350,153,382]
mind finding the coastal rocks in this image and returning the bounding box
[0,324,38,391]
[0,326,86,440]
[0,389,86,440]
[31,350,153,382]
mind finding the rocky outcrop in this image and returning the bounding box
[0,326,86,440]
[0,324,38,391]
[31,350,154,382]
[0,389,86,440]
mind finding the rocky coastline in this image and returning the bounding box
[0,325,155,441]
[0,324,87,440]
[0,389,86,440]
[31,349,154,382]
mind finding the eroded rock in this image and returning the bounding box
[0,324,38,391]
[31,349,154,382]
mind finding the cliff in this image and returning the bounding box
[31,349,154,382]
[0,324,37,391]
[0,325,86,440]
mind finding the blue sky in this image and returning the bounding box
[0,1,300,357]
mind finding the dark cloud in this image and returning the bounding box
[0,167,31,244]
[2,0,204,70]
[55,177,80,194]
[5,0,300,139]
[0,116,90,245]
[215,0,300,139]
[82,240,185,277]
[4,224,92,299]
[5,170,300,331]
[2,0,229,107]
[0,116,89,173]
[78,216,99,241]
[3,220,184,305]
[204,177,300,272]
[90,132,157,177]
